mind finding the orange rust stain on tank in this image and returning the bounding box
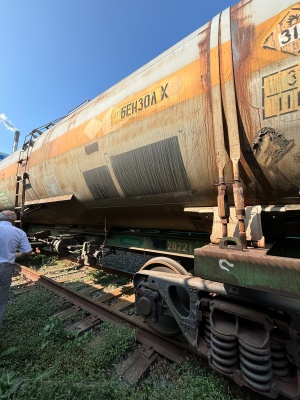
[1,7,295,186]
[231,4,291,73]
[198,22,210,85]
[1,163,18,183]
[197,24,217,183]
[230,5,297,145]
[8,60,207,176]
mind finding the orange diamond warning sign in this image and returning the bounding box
[263,5,300,55]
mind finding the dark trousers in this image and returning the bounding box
[0,264,14,327]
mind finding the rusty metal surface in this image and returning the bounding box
[209,13,228,184]
[194,244,300,298]
[24,193,73,206]
[0,0,299,235]
[231,1,300,204]
[135,264,300,399]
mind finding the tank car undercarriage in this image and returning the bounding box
[26,219,300,399]
[134,254,300,400]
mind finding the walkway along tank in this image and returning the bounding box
[1,0,300,398]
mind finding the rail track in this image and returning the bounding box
[12,256,196,383]
[10,255,266,399]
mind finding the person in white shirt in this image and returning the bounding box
[0,210,32,327]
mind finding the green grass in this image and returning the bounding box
[23,254,61,270]
[0,286,255,400]
[88,269,130,287]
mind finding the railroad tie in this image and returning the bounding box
[116,344,158,384]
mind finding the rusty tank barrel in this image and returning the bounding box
[0,0,299,239]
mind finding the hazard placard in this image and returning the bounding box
[263,5,300,55]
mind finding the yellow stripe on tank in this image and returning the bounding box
[0,5,296,182]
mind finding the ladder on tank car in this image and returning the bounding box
[14,129,42,228]
[13,100,90,228]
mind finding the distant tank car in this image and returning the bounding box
[1,0,300,398]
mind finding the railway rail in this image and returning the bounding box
[12,258,194,382]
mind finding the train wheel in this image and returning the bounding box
[137,257,189,336]
[139,256,189,275]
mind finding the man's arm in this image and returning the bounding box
[15,251,32,260]
[16,230,33,260]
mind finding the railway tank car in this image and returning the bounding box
[1,0,300,398]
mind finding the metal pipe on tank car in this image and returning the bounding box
[219,7,247,249]
[210,14,230,240]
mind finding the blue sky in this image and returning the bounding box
[0,0,235,155]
